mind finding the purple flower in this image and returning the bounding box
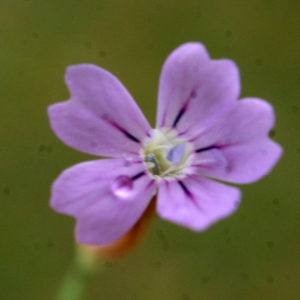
[48,42,282,246]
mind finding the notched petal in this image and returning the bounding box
[48,64,150,157]
[156,42,240,136]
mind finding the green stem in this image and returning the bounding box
[55,245,105,300]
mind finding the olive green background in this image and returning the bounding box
[1,0,299,299]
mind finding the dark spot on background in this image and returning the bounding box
[281,89,288,97]
[291,105,298,112]
[150,261,161,268]
[156,229,169,251]
[272,200,280,216]
[242,273,249,280]
[38,144,53,153]
[267,241,274,248]
[105,261,113,268]
[85,42,92,49]
[234,235,241,243]
[195,7,202,18]
[201,276,209,283]
[225,237,232,244]
[34,243,41,250]
[267,275,274,283]
[239,214,246,221]
[47,241,54,247]
[285,274,292,280]
[99,50,106,57]
[15,65,25,77]
[182,294,190,300]
[223,227,230,235]
[32,32,39,39]
[255,58,263,66]
[4,187,10,195]
[224,46,232,53]
[225,30,232,38]
[155,3,163,10]
[147,43,154,51]
[96,5,103,11]
[155,261,162,268]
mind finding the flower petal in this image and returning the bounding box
[48,64,151,157]
[192,98,282,183]
[156,42,240,136]
[50,158,156,245]
[157,176,240,231]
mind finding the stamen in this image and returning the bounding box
[167,144,186,164]
[149,145,170,152]
[146,154,160,175]
[160,165,176,177]
[142,128,193,178]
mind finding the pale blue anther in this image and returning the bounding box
[167,144,186,164]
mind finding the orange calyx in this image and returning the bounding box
[80,196,156,260]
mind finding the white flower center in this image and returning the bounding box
[141,128,193,179]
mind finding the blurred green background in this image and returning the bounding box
[1,0,299,299]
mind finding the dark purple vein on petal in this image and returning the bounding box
[178,180,202,210]
[178,180,193,198]
[108,120,140,143]
[122,131,140,143]
[131,172,145,181]
[195,146,215,153]
[172,107,186,128]
[172,91,197,128]
[145,179,156,190]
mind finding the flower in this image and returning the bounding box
[48,42,282,246]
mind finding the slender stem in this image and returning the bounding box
[54,196,157,300]
[55,245,105,300]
